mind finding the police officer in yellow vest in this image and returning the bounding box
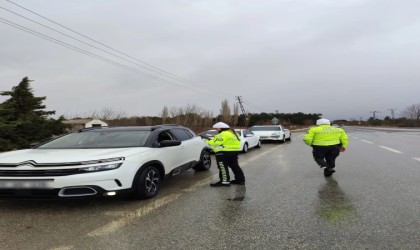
[304,118,348,177]
[206,122,245,187]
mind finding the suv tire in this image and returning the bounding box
[193,150,212,171]
[132,166,161,199]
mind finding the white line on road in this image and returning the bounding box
[379,146,402,154]
[240,145,282,167]
[88,192,184,237]
[361,139,373,144]
[412,157,420,162]
[48,246,74,250]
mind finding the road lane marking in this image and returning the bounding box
[413,157,420,162]
[379,146,402,154]
[361,139,373,144]
[88,145,283,237]
[88,192,183,237]
[240,145,282,167]
[89,177,215,236]
[48,246,74,250]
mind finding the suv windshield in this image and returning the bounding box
[250,126,280,131]
[38,130,152,149]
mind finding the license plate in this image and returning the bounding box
[0,180,53,189]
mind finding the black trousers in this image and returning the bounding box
[215,152,245,182]
[312,145,341,168]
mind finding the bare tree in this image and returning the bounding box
[63,111,91,120]
[160,104,213,129]
[402,103,420,124]
[220,99,232,124]
[144,116,153,126]
[91,107,127,121]
[201,110,214,128]
[170,106,183,125]
[181,104,201,128]
[160,105,170,124]
[233,102,239,127]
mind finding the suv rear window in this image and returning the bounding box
[170,128,194,141]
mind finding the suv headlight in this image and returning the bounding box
[79,157,124,172]
[80,163,122,172]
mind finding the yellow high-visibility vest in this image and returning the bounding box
[304,125,348,148]
[206,130,240,152]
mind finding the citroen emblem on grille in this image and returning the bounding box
[17,160,37,167]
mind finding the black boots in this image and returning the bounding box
[210,181,231,187]
[324,167,336,177]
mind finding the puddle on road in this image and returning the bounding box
[316,178,357,224]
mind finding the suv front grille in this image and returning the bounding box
[0,169,82,177]
[0,157,124,177]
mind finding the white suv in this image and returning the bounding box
[0,125,212,199]
[249,125,291,143]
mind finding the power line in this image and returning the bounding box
[3,0,284,116]
[5,0,179,77]
[0,17,231,98]
[0,7,275,112]
[3,0,232,98]
[0,18,138,73]
[0,6,190,81]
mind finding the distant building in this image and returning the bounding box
[332,120,348,126]
[63,119,108,132]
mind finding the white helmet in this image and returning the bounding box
[316,118,330,125]
[213,122,230,129]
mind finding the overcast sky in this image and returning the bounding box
[1,0,420,121]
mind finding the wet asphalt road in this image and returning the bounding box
[0,127,419,249]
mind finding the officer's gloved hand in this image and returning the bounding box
[200,135,211,140]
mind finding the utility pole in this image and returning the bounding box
[388,108,396,125]
[236,96,250,127]
[370,110,380,126]
[370,110,380,119]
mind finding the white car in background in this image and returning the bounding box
[199,129,261,153]
[235,129,261,152]
[249,125,292,143]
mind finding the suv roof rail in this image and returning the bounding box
[150,124,182,131]
[77,126,107,132]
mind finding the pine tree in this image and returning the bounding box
[0,77,68,151]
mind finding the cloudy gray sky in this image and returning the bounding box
[1,0,420,121]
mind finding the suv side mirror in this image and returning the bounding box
[159,140,181,147]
